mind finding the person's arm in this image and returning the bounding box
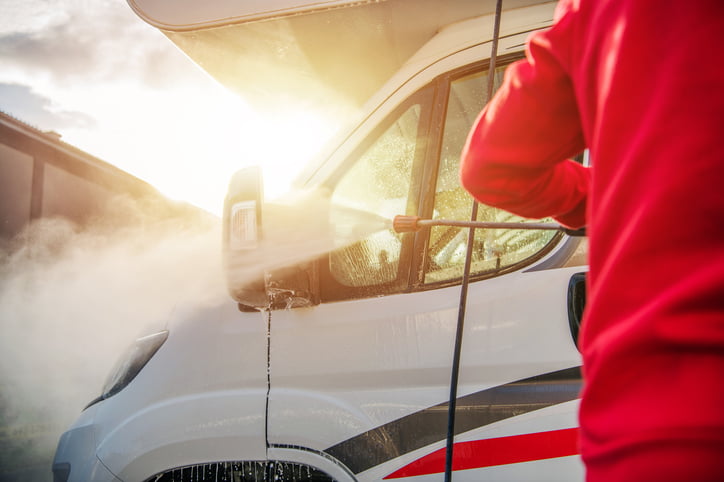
[460,8,589,229]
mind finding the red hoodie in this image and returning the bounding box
[460,1,724,480]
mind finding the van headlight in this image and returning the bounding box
[85,330,168,409]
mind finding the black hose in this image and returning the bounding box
[443,0,504,480]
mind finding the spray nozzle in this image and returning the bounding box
[392,215,424,232]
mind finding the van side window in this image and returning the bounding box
[424,68,559,284]
[322,92,431,300]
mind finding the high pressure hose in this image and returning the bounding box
[444,1,503,480]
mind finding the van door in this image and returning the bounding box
[267,59,584,481]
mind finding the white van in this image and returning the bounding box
[53,1,588,480]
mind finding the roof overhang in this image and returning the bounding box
[127,0,550,109]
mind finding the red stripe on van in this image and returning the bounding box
[383,427,580,479]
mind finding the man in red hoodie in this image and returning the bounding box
[460,1,724,480]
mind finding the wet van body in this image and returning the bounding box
[54,1,588,480]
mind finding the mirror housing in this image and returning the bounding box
[223,167,267,309]
[222,167,320,311]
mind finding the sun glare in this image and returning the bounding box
[246,107,341,201]
[56,77,342,216]
[1,0,354,217]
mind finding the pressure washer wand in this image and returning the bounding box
[392,215,586,236]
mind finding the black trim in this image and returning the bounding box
[52,462,70,482]
[324,367,582,474]
[567,272,587,349]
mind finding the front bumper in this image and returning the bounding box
[52,406,119,482]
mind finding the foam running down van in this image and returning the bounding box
[53,1,588,480]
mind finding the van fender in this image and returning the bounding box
[96,390,267,481]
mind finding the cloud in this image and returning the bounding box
[0,0,196,89]
[0,0,65,35]
[0,24,96,83]
[0,82,96,131]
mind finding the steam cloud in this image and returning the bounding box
[0,198,225,481]
[227,189,393,287]
[0,190,392,481]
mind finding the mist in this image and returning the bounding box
[0,198,225,481]
[0,188,394,480]
[227,188,395,292]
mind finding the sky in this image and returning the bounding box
[0,0,339,215]
[0,4,352,473]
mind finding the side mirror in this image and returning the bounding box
[223,167,267,309]
[223,167,320,311]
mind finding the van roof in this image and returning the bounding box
[127,0,553,109]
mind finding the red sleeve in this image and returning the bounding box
[459,5,589,229]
